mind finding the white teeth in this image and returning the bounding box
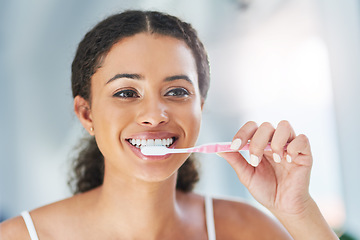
[128,138,174,148]
[147,139,155,146]
[154,139,162,146]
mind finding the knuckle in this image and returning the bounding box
[260,122,274,131]
[297,134,309,143]
[295,134,310,148]
[278,120,291,129]
[238,121,258,138]
[237,128,248,138]
[246,121,258,128]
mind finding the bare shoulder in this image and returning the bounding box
[213,197,292,240]
[0,189,97,240]
[0,196,78,240]
[0,215,31,240]
[30,189,97,239]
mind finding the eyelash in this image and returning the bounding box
[165,87,190,97]
[112,87,191,99]
[113,89,140,98]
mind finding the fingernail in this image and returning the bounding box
[286,154,292,163]
[230,138,242,150]
[273,153,281,163]
[250,154,260,167]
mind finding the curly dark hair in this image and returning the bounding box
[69,10,210,194]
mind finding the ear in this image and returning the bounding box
[200,99,205,111]
[74,95,94,135]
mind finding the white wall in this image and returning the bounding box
[315,0,360,236]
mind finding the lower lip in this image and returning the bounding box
[126,141,176,161]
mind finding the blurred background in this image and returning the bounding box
[1,0,359,238]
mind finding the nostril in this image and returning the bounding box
[138,111,169,126]
[141,120,166,126]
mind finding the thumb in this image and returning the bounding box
[217,151,254,179]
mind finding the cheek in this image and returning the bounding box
[91,100,135,154]
[175,101,202,144]
[192,103,203,133]
[92,101,130,129]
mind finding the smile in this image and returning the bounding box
[126,137,176,149]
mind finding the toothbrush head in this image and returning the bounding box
[141,146,169,156]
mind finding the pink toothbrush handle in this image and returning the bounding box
[240,143,277,151]
[187,142,287,153]
[187,143,232,153]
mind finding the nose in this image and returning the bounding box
[136,97,169,127]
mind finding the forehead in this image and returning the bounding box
[95,33,198,80]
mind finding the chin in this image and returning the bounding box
[134,157,186,184]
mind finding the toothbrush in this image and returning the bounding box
[141,141,279,156]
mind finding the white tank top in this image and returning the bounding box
[205,195,217,240]
[21,211,39,240]
[21,196,216,240]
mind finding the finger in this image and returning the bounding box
[217,151,255,186]
[271,120,296,163]
[286,134,312,166]
[217,151,249,172]
[230,121,258,150]
[249,122,275,167]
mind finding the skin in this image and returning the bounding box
[0,33,337,239]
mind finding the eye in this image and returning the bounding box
[165,87,190,97]
[113,89,140,98]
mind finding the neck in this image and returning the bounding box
[93,166,184,239]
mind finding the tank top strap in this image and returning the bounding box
[204,195,216,240]
[21,211,39,240]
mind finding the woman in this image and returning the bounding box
[0,10,337,239]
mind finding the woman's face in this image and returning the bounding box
[83,33,203,182]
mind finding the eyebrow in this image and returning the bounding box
[106,73,143,85]
[164,75,193,85]
[106,73,194,85]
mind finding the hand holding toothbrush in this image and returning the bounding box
[217,120,337,239]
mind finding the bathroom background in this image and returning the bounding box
[1,0,359,238]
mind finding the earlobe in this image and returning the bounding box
[200,100,205,111]
[74,96,94,135]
